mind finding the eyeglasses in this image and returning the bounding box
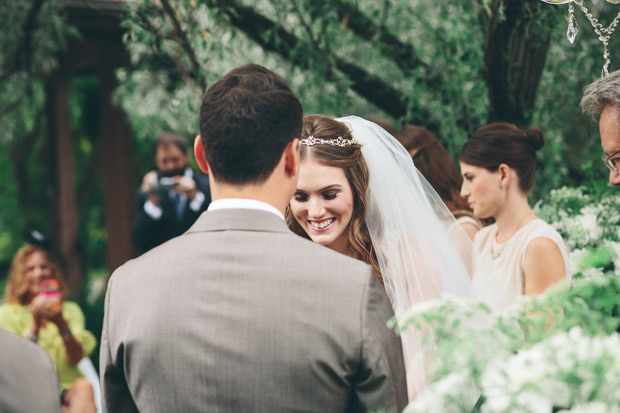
[602,148,620,172]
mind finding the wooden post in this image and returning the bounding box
[47,71,82,296]
[99,39,135,274]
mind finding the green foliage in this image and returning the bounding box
[0,0,77,142]
[519,275,620,343]
[400,274,620,412]
[77,267,108,370]
[0,0,76,266]
[114,0,615,198]
[402,184,619,411]
[534,186,619,279]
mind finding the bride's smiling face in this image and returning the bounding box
[290,160,354,254]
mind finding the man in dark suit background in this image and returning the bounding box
[131,132,211,253]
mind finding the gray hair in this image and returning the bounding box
[580,70,620,119]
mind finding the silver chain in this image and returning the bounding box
[569,0,620,76]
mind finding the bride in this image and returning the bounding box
[286,115,505,400]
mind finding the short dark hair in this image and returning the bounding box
[199,64,303,184]
[459,122,544,193]
[156,132,189,154]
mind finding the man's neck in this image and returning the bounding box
[211,184,289,217]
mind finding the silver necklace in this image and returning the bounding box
[490,212,534,260]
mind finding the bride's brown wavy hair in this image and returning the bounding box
[285,115,382,283]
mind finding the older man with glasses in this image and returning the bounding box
[581,70,620,187]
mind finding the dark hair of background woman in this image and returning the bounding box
[397,125,473,219]
[458,122,544,193]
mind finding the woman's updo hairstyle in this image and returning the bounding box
[286,115,382,282]
[459,122,544,193]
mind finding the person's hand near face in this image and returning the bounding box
[29,294,48,330]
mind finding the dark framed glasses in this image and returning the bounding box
[602,148,620,172]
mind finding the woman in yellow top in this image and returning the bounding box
[0,244,97,412]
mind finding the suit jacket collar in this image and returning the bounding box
[186,208,292,234]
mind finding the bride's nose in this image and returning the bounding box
[308,197,326,218]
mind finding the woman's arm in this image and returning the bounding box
[523,237,566,296]
[45,303,84,366]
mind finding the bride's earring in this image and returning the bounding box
[500,183,507,189]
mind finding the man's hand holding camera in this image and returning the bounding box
[141,170,198,206]
[173,176,198,200]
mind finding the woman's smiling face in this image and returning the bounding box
[289,160,354,254]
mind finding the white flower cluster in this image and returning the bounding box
[534,186,620,276]
[404,372,478,413]
[481,328,620,412]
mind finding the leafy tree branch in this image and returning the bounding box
[160,0,207,91]
[0,0,47,86]
[208,0,432,121]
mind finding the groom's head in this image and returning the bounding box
[196,65,302,187]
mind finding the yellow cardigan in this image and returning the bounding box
[0,301,97,389]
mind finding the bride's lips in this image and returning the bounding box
[308,217,336,232]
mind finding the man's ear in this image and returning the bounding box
[194,135,210,174]
[283,139,299,178]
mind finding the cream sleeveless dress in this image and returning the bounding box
[474,219,570,304]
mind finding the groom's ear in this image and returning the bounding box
[283,139,299,178]
[194,135,210,174]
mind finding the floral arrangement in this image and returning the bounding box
[481,328,620,412]
[399,186,620,412]
[534,186,619,277]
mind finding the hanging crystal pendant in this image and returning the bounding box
[540,0,619,74]
[567,2,578,43]
[567,19,579,43]
[602,43,611,77]
[602,63,611,77]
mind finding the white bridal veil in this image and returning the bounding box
[336,116,507,398]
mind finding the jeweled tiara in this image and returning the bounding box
[299,135,359,147]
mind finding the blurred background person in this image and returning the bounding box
[580,69,620,187]
[0,243,97,413]
[459,122,570,303]
[0,326,61,413]
[397,125,482,241]
[132,132,211,253]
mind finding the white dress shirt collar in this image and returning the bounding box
[207,198,285,221]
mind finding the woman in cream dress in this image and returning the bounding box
[459,122,570,303]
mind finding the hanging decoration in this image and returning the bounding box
[540,0,620,77]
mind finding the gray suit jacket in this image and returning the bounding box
[101,208,407,412]
[0,327,61,413]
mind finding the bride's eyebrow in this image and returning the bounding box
[320,184,342,191]
[295,184,342,192]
